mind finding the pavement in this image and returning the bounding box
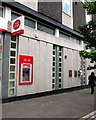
[2,87,96,119]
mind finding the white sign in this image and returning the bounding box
[0,17,8,32]
[11,16,24,36]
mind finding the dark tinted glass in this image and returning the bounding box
[11,12,20,20]
[37,23,55,35]
[0,7,3,17]
[25,17,35,28]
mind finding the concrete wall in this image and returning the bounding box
[17,35,53,96]
[15,0,38,11]
[16,26,83,96]
[2,33,10,98]
[63,48,81,88]
[62,12,73,29]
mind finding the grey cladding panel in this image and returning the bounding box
[2,33,10,98]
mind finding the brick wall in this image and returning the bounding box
[73,2,86,32]
[38,2,62,23]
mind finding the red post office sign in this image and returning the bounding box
[13,20,21,30]
[19,55,33,85]
[11,16,24,36]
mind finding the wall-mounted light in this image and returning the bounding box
[35,34,38,38]
[64,55,67,59]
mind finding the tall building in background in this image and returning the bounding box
[0,0,93,100]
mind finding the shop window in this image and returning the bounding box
[25,17,35,28]
[37,23,55,35]
[62,0,72,16]
[0,7,3,17]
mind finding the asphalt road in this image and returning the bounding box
[2,88,96,119]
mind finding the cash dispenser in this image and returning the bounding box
[19,55,33,85]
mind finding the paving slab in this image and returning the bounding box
[2,88,96,119]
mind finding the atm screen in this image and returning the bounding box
[22,64,30,82]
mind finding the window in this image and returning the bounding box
[60,31,81,45]
[0,7,3,17]
[62,0,72,16]
[71,37,81,45]
[11,12,20,20]
[11,12,35,29]
[59,32,70,41]
[25,17,35,28]
[37,23,55,35]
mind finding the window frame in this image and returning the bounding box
[11,11,36,29]
[62,0,72,17]
[0,6,4,17]
[25,16,35,29]
[11,11,21,20]
[37,22,55,35]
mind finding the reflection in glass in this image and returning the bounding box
[9,89,14,95]
[11,43,16,49]
[10,51,16,57]
[10,58,15,64]
[10,73,15,79]
[10,66,15,71]
[9,81,15,87]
